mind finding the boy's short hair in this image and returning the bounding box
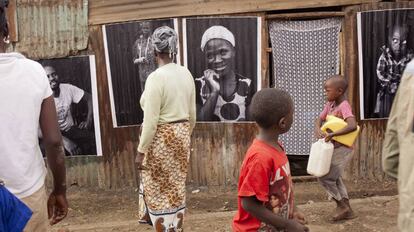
[328,75,348,92]
[249,88,293,129]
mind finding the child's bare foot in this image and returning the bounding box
[343,198,357,219]
[332,199,351,221]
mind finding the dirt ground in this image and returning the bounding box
[51,180,398,232]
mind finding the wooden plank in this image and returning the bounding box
[88,25,141,188]
[89,0,379,25]
[189,123,257,186]
[5,0,17,42]
[266,12,345,20]
[261,14,269,89]
[342,5,361,181]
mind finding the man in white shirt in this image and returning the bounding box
[43,65,96,155]
[0,1,68,228]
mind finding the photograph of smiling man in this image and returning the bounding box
[184,17,261,122]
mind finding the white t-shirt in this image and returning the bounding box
[55,83,84,132]
[0,53,53,198]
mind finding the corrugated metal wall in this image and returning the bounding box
[8,0,89,59]
[33,1,410,189]
[89,0,379,25]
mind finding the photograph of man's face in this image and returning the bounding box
[39,56,101,156]
[45,66,60,91]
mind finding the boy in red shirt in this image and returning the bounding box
[233,88,308,232]
[314,75,358,221]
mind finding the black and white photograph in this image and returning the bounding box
[183,17,262,122]
[39,55,102,156]
[103,19,179,127]
[358,9,414,119]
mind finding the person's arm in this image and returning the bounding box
[137,75,161,154]
[382,76,402,179]
[198,92,220,121]
[315,103,329,139]
[292,205,307,225]
[78,92,93,129]
[189,77,197,133]
[326,117,357,138]
[197,70,220,121]
[136,76,162,169]
[314,117,325,139]
[325,102,358,141]
[39,96,68,225]
[376,53,389,84]
[241,197,308,232]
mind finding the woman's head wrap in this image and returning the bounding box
[0,0,9,38]
[151,26,178,57]
[200,25,235,52]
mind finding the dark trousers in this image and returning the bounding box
[62,126,96,155]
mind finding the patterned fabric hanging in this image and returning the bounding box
[269,18,342,155]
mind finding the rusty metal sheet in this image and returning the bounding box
[8,0,89,59]
[89,0,380,25]
[5,0,18,42]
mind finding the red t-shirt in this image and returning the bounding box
[233,139,294,232]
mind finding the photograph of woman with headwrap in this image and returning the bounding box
[184,17,261,122]
[132,21,157,93]
[103,19,178,127]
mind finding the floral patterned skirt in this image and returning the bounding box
[142,122,191,232]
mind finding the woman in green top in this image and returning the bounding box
[135,26,196,232]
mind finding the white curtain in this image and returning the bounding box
[269,18,342,155]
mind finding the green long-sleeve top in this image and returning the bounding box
[382,60,414,231]
[137,63,196,153]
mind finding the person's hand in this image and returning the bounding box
[315,129,326,139]
[141,57,148,64]
[285,219,310,232]
[204,69,220,93]
[79,118,92,130]
[293,211,307,225]
[62,136,81,155]
[67,144,81,156]
[325,132,335,142]
[47,192,68,225]
[135,152,145,170]
[134,57,146,64]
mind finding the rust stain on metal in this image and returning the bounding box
[9,0,89,59]
[5,0,18,42]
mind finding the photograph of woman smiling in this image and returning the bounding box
[185,18,260,122]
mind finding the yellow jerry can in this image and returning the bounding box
[320,115,360,147]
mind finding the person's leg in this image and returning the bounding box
[318,146,352,221]
[20,185,49,232]
[143,123,190,232]
[318,165,343,202]
[335,149,356,219]
[62,126,96,154]
[336,177,349,200]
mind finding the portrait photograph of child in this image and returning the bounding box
[358,9,414,119]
